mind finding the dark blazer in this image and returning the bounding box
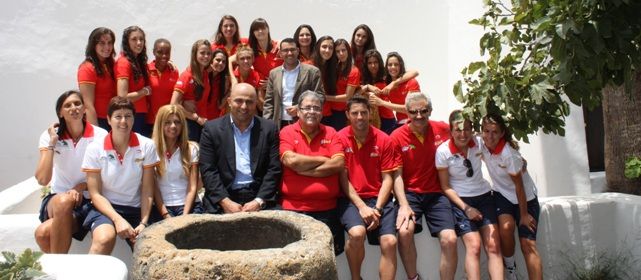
[262,62,324,130]
[199,114,281,213]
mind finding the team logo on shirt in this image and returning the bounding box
[370,146,380,157]
[344,147,353,153]
[320,139,331,145]
[293,140,299,145]
[107,154,116,161]
[401,144,416,152]
[135,158,144,163]
[176,81,183,87]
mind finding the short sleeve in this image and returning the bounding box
[279,127,295,156]
[143,140,160,168]
[329,132,345,157]
[115,57,131,80]
[405,78,420,92]
[380,137,399,172]
[39,130,50,150]
[81,143,102,172]
[174,69,193,99]
[505,147,524,176]
[189,141,200,164]
[347,67,361,87]
[435,142,450,169]
[77,62,97,85]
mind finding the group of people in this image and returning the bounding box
[33,15,543,280]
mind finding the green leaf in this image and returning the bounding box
[453,81,464,103]
[467,61,486,74]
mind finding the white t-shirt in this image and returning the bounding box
[157,142,199,206]
[82,132,159,207]
[435,137,492,197]
[479,138,537,204]
[38,123,108,196]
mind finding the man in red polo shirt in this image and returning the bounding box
[337,96,400,280]
[391,92,457,280]
[279,90,345,255]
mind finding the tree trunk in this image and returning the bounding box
[602,72,641,194]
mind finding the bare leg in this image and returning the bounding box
[520,238,543,280]
[345,226,366,280]
[461,232,482,280]
[48,193,78,253]
[398,221,417,279]
[497,214,516,258]
[480,224,504,279]
[34,220,52,253]
[379,234,397,280]
[438,229,458,280]
[88,224,116,255]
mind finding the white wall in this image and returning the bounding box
[0,1,590,193]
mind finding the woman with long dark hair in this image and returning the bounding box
[78,27,116,130]
[350,24,377,71]
[115,26,151,136]
[211,15,247,56]
[247,18,282,80]
[323,39,360,131]
[34,90,108,254]
[311,36,338,127]
[293,24,317,63]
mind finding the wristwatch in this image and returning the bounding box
[254,197,266,209]
[373,206,384,216]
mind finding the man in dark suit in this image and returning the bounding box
[263,37,324,130]
[199,83,281,214]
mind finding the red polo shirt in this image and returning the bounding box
[388,78,420,122]
[146,61,178,124]
[331,66,360,111]
[211,38,248,56]
[253,40,283,80]
[174,67,212,119]
[77,61,116,119]
[391,121,449,194]
[233,68,262,89]
[337,125,399,198]
[115,54,148,113]
[279,122,344,211]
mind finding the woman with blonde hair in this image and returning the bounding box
[152,105,202,218]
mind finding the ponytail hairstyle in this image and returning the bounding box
[55,90,86,139]
[482,112,519,150]
[121,26,149,85]
[152,105,192,178]
[84,27,116,79]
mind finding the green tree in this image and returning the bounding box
[455,0,641,193]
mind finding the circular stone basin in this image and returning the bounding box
[132,211,337,280]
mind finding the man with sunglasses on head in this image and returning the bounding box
[279,90,346,256]
[263,38,324,130]
[390,92,458,280]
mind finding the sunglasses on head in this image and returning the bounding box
[408,108,430,115]
[463,158,473,177]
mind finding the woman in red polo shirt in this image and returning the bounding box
[146,38,178,128]
[311,36,338,126]
[231,46,263,109]
[350,24,377,72]
[324,39,360,131]
[78,27,116,131]
[210,48,231,119]
[211,15,247,56]
[115,26,151,137]
[171,39,214,141]
[293,24,317,64]
[248,18,283,82]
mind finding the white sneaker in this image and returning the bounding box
[505,265,517,280]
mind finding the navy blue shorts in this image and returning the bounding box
[83,204,141,232]
[293,208,345,256]
[339,197,397,246]
[38,193,92,241]
[452,191,498,236]
[400,191,455,237]
[495,192,540,240]
[166,201,204,216]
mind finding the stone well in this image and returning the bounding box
[132,211,337,280]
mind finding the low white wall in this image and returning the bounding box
[2,178,640,279]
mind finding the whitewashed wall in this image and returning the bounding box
[0,0,591,196]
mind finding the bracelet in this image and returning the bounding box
[464,205,471,212]
[140,221,149,227]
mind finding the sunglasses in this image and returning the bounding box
[463,158,474,177]
[408,108,430,115]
